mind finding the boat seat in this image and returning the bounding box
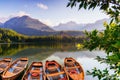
[47,71,65,77]
[4,61,10,64]
[33,66,42,70]
[21,58,28,61]
[13,66,23,69]
[47,68,58,74]
[33,63,42,67]
[47,72,66,80]
[66,66,80,70]
[65,62,75,67]
[3,58,11,62]
[47,66,57,71]
[4,71,14,76]
[30,70,41,74]
[2,60,9,63]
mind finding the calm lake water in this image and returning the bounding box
[0,43,107,80]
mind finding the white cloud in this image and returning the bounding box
[39,19,53,27]
[0,17,9,23]
[0,11,30,23]
[11,11,30,17]
[37,3,48,10]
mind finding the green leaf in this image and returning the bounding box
[100,4,108,10]
[84,2,87,9]
[110,19,114,24]
[67,2,71,7]
[79,2,84,10]
[112,41,120,49]
[71,2,75,8]
[88,3,94,10]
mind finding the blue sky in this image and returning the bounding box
[0,0,109,26]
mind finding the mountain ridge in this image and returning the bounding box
[0,15,110,36]
[0,22,3,28]
[4,16,54,36]
[53,18,110,31]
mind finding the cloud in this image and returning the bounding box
[37,3,48,10]
[39,19,53,27]
[12,11,30,17]
[0,11,30,23]
[0,17,9,23]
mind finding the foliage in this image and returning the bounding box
[67,0,120,79]
[84,23,120,80]
[67,0,120,23]
[87,68,119,80]
[0,28,84,43]
[76,43,84,49]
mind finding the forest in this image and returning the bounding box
[0,28,85,43]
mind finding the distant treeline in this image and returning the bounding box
[0,28,86,43]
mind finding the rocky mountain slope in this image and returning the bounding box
[4,16,54,35]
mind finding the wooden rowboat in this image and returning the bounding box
[64,57,84,80]
[0,58,12,74]
[2,57,28,80]
[45,60,68,80]
[22,62,45,80]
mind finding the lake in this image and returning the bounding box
[0,43,107,80]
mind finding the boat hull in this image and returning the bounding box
[0,58,12,75]
[2,57,28,80]
[64,57,84,80]
[45,60,69,80]
[22,62,46,80]
[2,70,25,80]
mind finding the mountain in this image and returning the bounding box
[4,16,54,36]
[53,21,84,31]
[81,18,110,31]
[2,16,110,36]
[0,22,3,28]
[53,18,110,31]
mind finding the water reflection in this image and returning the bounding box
[0,43,106,80]
[0,43,77,55]
[0,43,78,63]
[44,51,107,80]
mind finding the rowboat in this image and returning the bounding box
[22,62,45,80]
[0,58,12,74]
[64,57,84,80]
[2,57,28,80]
[45,60,68,80]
